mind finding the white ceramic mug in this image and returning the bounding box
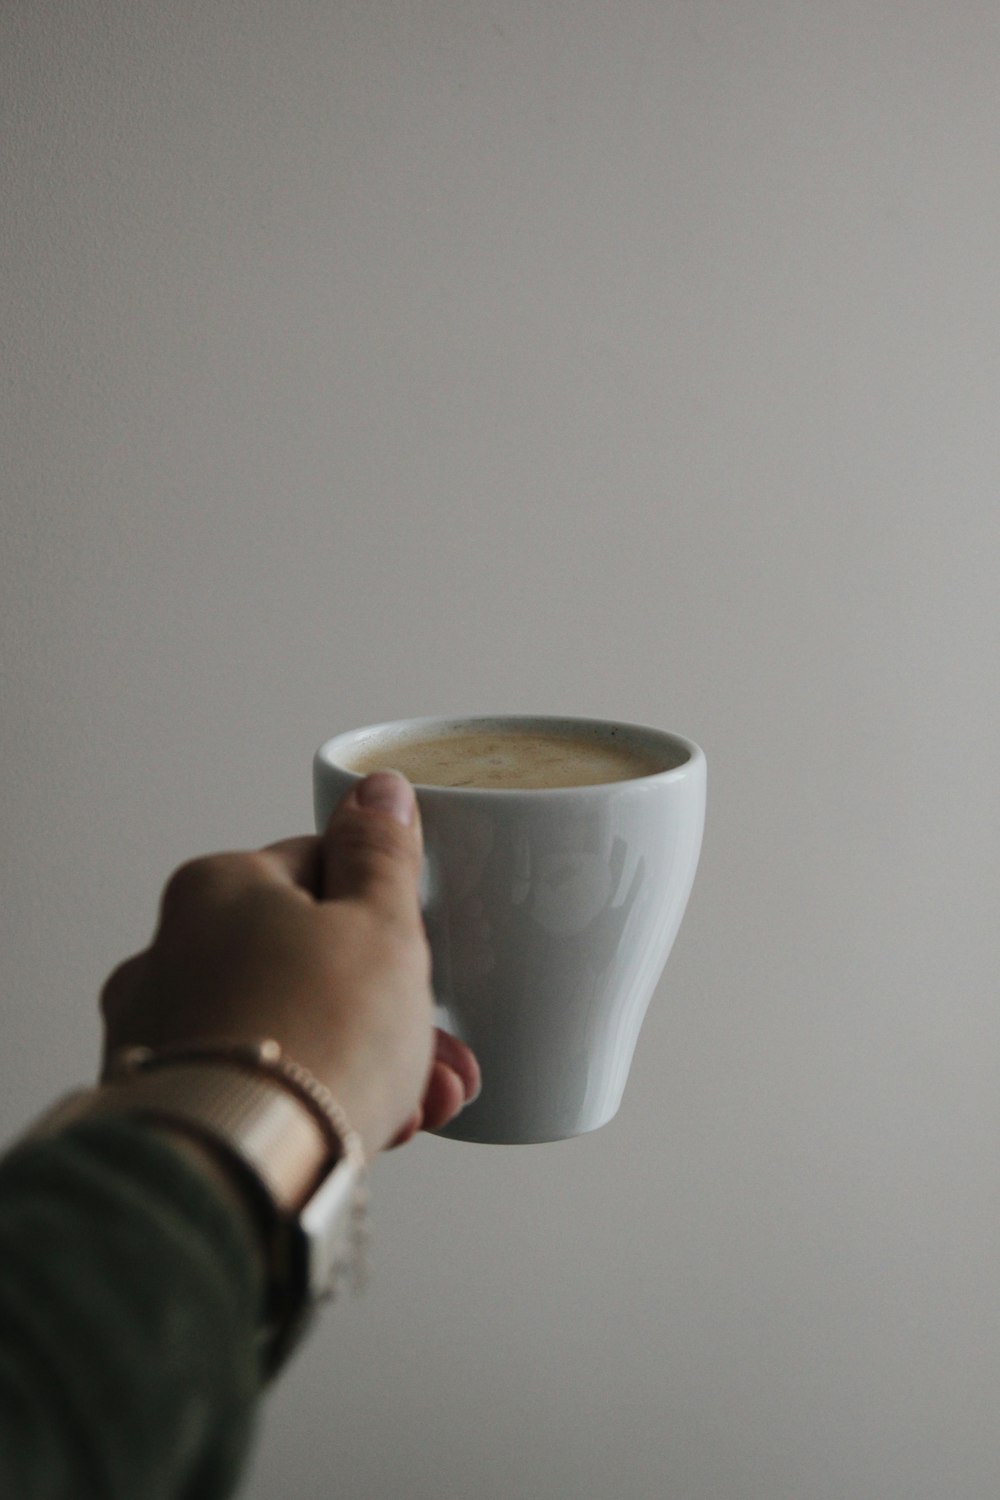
[313,715,706,1145]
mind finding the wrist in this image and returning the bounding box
[19,1040,369,1376]
[150,1126,272,1271]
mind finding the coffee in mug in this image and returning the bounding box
[339,724,680,790]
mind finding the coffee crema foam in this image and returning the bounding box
[341,728,670,790]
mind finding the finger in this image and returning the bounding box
[432,1028,482,1104]
[258,836,323,897]
[387,1107,424,1150]
[386,1025,481,1148]
[420,1060,468,1132]
[386,1056,472,1147]
[321,772,423,918]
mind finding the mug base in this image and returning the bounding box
[430,1102,621,1146]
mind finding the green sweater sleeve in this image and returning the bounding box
[0,1116,266,1500]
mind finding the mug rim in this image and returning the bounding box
[314,714,704,797]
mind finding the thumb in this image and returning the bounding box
[321,770,424,917]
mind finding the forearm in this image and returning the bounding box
[0,1117,265,1500]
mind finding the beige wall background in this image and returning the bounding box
[3,4,1000,1497]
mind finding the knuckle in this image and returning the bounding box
[161,852,252,912]
[162,855,215,905]
[99,953,144,1016]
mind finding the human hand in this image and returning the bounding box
[100,771,480,1160]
